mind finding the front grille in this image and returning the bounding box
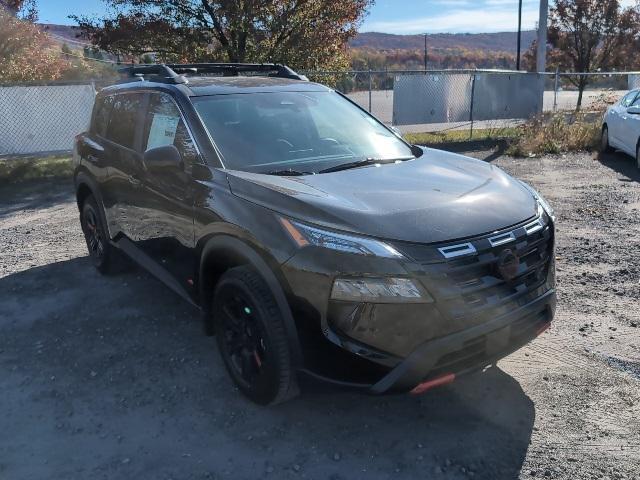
[397,214,555,326]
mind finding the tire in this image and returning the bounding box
[213,266,297,405]
[636,142,640,169]
[80,194,116,274]
[601,125,613,153]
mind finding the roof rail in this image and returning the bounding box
[118,63,308,84]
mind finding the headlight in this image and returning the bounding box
[519,181,555,221]
[279,217,404,258]
[331,277,433,303]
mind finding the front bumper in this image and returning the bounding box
[282,213,556,392]
[370,288,556,393]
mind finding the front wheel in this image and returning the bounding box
[601,125,613,153]
[213,266,297,405]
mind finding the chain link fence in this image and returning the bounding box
[308,69,639,135]
[1,70,638,158]
[0,81,97,157]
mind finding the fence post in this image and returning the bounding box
[469,73,476,140]
[553,67,559,111]
[368,69,372,113]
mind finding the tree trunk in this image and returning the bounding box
[576,77,587,111]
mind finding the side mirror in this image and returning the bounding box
[627,106,640,115]
[143,144,183,171]
[410,144,424,158]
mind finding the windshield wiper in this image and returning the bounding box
[265,169,313,176]
[318,157,413,174]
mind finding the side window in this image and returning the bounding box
[92,95,114,137]
[105,94,144,149]
[144,94,199,164]
[621,91,638,107]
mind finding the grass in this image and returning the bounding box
[505,112,602,157]
[405,112,603,157]
[404,127,520,146]
[0,155,73,184]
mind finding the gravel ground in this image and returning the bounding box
[0,150,639,480]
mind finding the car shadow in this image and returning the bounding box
[0,179,75,219]
[597,151,640,183]
[0,258,534,480]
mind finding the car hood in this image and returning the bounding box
[225,148,538,244]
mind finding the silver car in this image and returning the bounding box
[602,89,640,168]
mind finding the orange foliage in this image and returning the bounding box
[0,9,70,82]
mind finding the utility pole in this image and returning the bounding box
[537,0,549,73]
[424,33,428,71]
[516,0,523,70]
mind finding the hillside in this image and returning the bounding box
[42,24,536,56]
[351,31,537,54]
[39,23,533,70]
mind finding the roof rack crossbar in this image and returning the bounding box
[118,64,188,84]
[118,63,307,83]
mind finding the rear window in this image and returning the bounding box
[105,93,144,149]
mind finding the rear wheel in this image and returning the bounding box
[601,125,613,153]
[80,195,115,274]
[213,266,297,405]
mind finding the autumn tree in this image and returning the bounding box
[525,0,639,110]
[73,0,373,71]
[0,0,37,20]
[0,9,69,82]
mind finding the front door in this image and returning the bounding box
[135,92,200,288]
[620,96,640,156]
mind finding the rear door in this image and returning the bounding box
[100,92,147,238]
[134,92,199,285]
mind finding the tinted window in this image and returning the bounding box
[144,94,198,164]
[105,94,144,149]
[192,91,413,173]
[92,95,114,137]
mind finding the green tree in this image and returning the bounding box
[72,0,373,71]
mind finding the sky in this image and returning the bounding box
[38,0,638,34]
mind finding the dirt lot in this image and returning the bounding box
[1,150,639,480]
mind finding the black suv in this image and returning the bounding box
[74,63,557,405]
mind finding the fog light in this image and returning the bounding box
[331,277,433,303]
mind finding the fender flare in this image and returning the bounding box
[74,171,112,239]
[199,235,303,368]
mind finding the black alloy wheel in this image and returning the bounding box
[81,195,113,273]
[213,266,296,405]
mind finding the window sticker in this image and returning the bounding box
[147,114,180,150]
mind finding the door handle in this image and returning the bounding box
[129,175,143,187]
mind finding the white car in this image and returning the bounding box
[602,89,640,168]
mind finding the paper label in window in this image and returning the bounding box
[147,114,180,150]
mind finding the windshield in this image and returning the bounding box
[192,91,414,174]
